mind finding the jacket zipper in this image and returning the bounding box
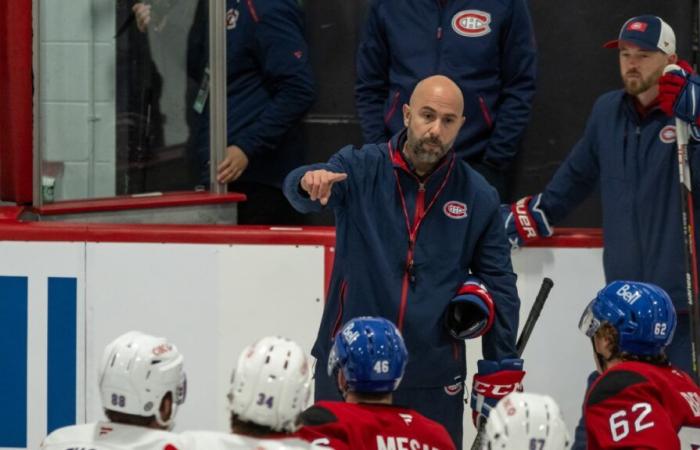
[397,183,425,330]
[384,91,401,125]
[392,149,455,331]
[479,96,493,129]
[330,280,348,339]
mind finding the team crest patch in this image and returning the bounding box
[659,125,676,144]
[444,382,464,396]
[443,201,468,219]
[451,10,492,37]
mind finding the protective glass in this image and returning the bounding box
[578,301,601,338]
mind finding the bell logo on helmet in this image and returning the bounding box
[616,283,642,305]
[342,323,360,345]
[451,10,492,37]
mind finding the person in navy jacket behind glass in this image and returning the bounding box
[355,0,537,200]
[186,0,315,224]
[284,75,523,449]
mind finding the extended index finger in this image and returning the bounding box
[328,172,348,182]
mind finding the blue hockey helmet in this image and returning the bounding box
[578,281,677,356]
[327,316,408,393]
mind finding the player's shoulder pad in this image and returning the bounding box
[587,369,648,407]
[299,405,338,426]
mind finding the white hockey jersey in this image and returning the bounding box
[40,421,188,450]
[181,430,319,449]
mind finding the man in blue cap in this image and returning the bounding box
[499,14,700,448]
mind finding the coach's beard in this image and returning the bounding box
[623,68,663,96]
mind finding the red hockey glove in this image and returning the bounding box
[659,59,695,118]
[446,277,495,339]
[470,359,525,427]
[501,194,553,250]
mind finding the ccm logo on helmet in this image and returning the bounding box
[451,10,492,37]
[659,125,676,144]
[443,201,468,219]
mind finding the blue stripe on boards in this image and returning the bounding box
[0,276,28,447]
[47,277,77,434]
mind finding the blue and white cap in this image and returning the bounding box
[604,15,676,55]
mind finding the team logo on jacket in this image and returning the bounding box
[443,201,468,219]
[444,381,464,396]
[451,10,492,37]
[659,125,677,143]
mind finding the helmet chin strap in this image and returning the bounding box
[591,338,615,373]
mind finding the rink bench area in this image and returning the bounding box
[0,215,603,449]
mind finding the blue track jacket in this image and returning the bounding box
[541,91,700,312]
[187,0,315,187]
[355,0,536,169]
[284,131,520,387]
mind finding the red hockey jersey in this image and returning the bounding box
[585,361,700,449]
[297,401,455,450]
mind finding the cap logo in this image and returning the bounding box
[451,10,492,37]
[443,201,468,219]
[659,125,676,144]
[627,21,648,32]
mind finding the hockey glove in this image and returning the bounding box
[470,358,525,427]
[446,276,495,339]
[501,193,553,250]
[659,60,700,124]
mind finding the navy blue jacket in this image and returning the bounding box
[284,131,520,387]
[187,0,315,187]
[541,91,700,312]
[355,0,536,169]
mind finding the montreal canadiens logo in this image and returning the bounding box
[443,201,468,219]
[659,125,676,144]
[452,10,492,37]
[444,382,464,396]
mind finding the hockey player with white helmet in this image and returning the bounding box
[183,336,318,449]
[41,330,188,449]
[482,392,570,450]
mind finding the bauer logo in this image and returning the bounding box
[443,201,468,219]
[451,10,492,37]
[660,125,676,144]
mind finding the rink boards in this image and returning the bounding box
[0,233,603,449]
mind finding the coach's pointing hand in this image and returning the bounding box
[300,170,347,205]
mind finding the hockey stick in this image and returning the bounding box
[664,64,700,383]
[470,277,554,450]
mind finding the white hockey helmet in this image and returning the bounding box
[483,392,570,450]
[228,336,311,432]
[99,331,186,428]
